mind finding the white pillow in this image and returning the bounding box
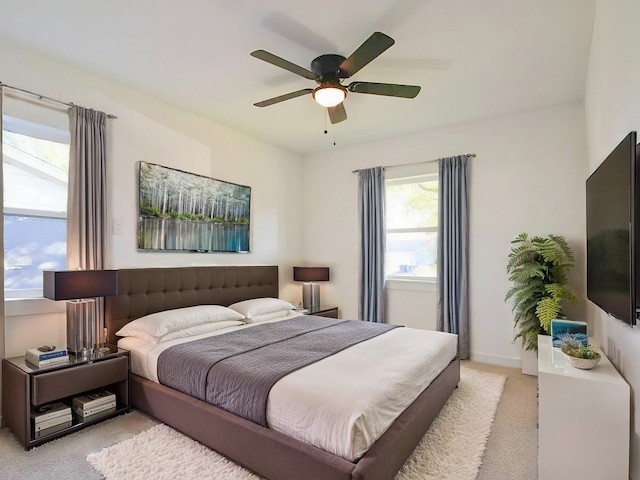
[250,309,303,323]
[228,298,296,323]
[115,305,246,338]
[128,320,245,345]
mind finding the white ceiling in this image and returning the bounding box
[0,0,595,155]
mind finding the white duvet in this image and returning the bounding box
[118,317,457,461]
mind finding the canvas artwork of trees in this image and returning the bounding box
[138,161,251,252]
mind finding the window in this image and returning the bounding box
[3,115,69,298]
[385,164,438,281]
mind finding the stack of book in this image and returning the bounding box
[72,390,116,420]
[25,347,69,368]
[31,402,72,438]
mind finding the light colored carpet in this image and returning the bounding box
[470,361,539,480]
[0,409,158,480]
[87,366,506,480]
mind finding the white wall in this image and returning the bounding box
[0,37,304,358]
[0,32,589,358]
[302,102,588,368]
[586,1,640,477]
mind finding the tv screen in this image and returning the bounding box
[586,131,637,325]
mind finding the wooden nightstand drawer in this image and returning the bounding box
[31,356,128,406]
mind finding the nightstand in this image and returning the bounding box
[305,305,339,318]
[2,346,130,449]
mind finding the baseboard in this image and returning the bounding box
[469,352,521,369]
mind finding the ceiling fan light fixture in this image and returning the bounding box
[312,85,346,107]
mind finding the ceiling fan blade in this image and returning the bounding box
[254,89,313,107]
[370,0,430,34]
[373,57,453,70]
[263,12,338,55]
[251,50,317,80]
[328,103,347,124]
[338,32,395,78]
[347,82,421,98]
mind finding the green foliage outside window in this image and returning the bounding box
[386,180,438,229]
[386,176,438,278]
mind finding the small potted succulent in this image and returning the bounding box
[560,337,601,370]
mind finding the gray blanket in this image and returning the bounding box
[157,316,399,426]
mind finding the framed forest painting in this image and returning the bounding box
[137,161,251,252]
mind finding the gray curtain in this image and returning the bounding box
[67,106,108,341]
[437,155,470,359]
[358,166,386,323]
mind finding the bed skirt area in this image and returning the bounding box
[130,357,460,480]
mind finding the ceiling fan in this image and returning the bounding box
[250,32,421,124]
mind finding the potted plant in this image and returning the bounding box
[505,232,577,352]
[560,337,601,369]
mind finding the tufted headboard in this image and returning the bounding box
[105,265,279,345]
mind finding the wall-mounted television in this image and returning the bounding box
[586,131,638,326]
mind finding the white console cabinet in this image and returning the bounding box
[538,335,629,479]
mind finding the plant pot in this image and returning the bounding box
[522,347,538,376]
[562,351,601,370]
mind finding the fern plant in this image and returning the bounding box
[505,232,577,351]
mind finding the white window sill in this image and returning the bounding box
[386,278,437,292]
[4,297,65,317]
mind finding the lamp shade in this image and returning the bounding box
[293,267,330,282]
[312,86,346,107]
[43,270,118,300]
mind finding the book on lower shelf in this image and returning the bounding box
[33,412,73,431]
[31,401,72,424]
[31,402,73,438]
[75,405,116,421]
[34,419,73,438]
[73,402,116,419]
[72,389,117,418]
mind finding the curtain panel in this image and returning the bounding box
[437,155,470,359]
[67,106,108,342]
[358,166,386,323]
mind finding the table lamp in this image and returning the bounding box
[43,270,118,357]
[293,267,330,310]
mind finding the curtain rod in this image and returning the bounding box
[0,82,117,119]
[352,153,476,173]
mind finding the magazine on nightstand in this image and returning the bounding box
[31,402,72,425]
[72,389,116,418]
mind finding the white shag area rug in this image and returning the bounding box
[87,366,505,480]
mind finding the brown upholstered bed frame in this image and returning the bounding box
[105,265,460,480]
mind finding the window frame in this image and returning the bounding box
[384,163,439,285]
[2,114,69,306]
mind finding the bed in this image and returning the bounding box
[105,265,460,480]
